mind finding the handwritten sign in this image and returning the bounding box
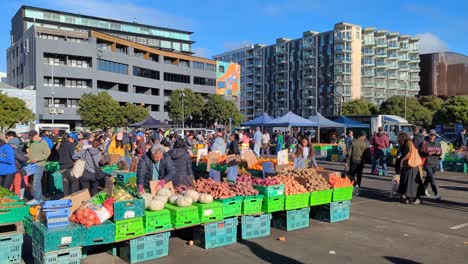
[206,152,221,172]
[196,147,208,165]
[227,166,239,182]
[277,149,289,165]
[242,150,258,168]
[209,169,221,182]
[262,162,275,178]
[150,180,175,197]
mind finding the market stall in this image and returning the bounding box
[241,113,275,128]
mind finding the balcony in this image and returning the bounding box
[388,73,398,79]
[376,82,387,88]
[410,66,420,72]
[362,40,375,46]
[375,72,387,78]
[245,70,254,76]
[376,41,387,47]
[276,48,286,54]
[410,76,420,81]
[375,63,387,68]
[399,65,410,71]
[409,49,419,54]
[399,56,410,62]
[244,78,253,84]
[362,81,374,87]
[375,52,387,58]
[362,91,374,97]
[375,90,386,98]
[335,47,352,53]
[388,44,399,50]
[335,35,352,42]
[303,52,315,59]
[409,56,420,63]
[362,71,375,77]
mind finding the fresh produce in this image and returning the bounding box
[153,195,169,204]
[198,193,214,204]
[141,193,153,209]
[0,187,15,197]
[176,196,193,207]
[149,200,165,211]
[168,194,181,205]
[329,175,353,188]
[288,169,330,192]
[113,189,133,201]
[228,181,259,196]
[71,207,100,227]
[252,176,279,186]
[175,185,192,194]
[184,190,200,203]
[157,188,172,197]
[275,175,308,195]
[236,175,253,182]
[195,178,236,199]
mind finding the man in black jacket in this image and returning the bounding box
[58,133,79,196]
[137,143,176,193]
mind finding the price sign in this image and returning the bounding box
[209,169,221,182]
[227,166,239,182]
[262,162,275,178]
[277,149,289,165]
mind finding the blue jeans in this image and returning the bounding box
[32,165,45,201]
[439,160,444,172]
[254,143,261,156]
[424,165,439,196]
[372,149,387,176]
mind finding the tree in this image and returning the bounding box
[78,92,122,130]
[379,96,433,126]
[418,96,444,113]
[0,93,35,134]
[120,103,149,126]
[434,96,468,125]
[342,98,378,115]
[203,94,243,126]
[167,89,205,127]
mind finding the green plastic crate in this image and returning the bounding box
[310,189,333,206]
[113,199,145,221]
[254,184,285,197]
[32,245,81,264]
[164,204,200,229]
[242,195,264,215]
[239,214,272,239]
[118,232,169,264]
[48,170,64,195]
[115,217,145,241]
[194,202,223,224]
[45,162,60,173]
[0,205,29,225]
[210,164,228,172]
[23,215,34,236]
[262,196,285,213]
[116,172,137,184]
[32,221,83,252]
[143,209,172,234]
[0,233,23,264]
[332,187,353,202]
[193,217,238,249]
[284,193,310,210]
[272,207,311,231]
[217,196,243,218]
[82,220,115,246]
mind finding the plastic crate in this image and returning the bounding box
[194,202,223,224]
[118,232,169,264]
[309,189,333,206]
[247,169,262,178]
[193,217,237,249]
[23,163,37,176]
[272,207,310,231]
[82,220,115,246]
[32,245,81,264]
[116,172,137,184]
[239,214,272,240]
[254,184,285,197]
[0,233,23,264]
[45,162,60,173]
[262,196,285,213]
[210,164,228,172]
[242,195,264,215]
[332,187,353,202]
[217,196,243,218]
[113,199,145,221]
[23,215,34,236]
[284,193,310,210]
[143,209,172,234]
[115,217,145,241]
[42,200,71,229]
[311,200,350,223]
[0,205,29,225]
[32,221,83,252]
[164,204,200,229]
[47,171,64,195]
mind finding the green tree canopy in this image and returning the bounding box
[78,92,122,130]
[0,93,35,133]
[342,98,378,115]
[203,94,243,126]
[418,96,444,113]
[434,96,468,125]
[167,89,205,126]
[379,95,432,126]
[120,103,149,126]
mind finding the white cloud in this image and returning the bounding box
[192,47,210,58]
[223,41,253,51]
[417,32,450,54]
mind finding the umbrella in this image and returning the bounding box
[129,116,170,128]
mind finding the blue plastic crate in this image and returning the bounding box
[32,221,83,252]
[42,199,71,229]
[239,214,272,240]
[272,207,310,231]
[0,233,23,264]
[32,245,81,264]
[311,201,350,223]
[193,217,238,249]
[118,232,170,264]
[42,199,71,209]
[23,163,37,176]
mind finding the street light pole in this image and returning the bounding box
[181,91,185,131]
[51,59,55,124]
[404,90,407,119]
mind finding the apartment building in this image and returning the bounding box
[214,22,420,120]
[7,6,219,127]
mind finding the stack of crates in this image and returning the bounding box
[0,230,24,264]
[113,197,146,241]
[118,232,170,263]
[42,199,71,228]
[255,184,285,213]
[47,170,64,196]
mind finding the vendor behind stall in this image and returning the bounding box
[137,143,176,193]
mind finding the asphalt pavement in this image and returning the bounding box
[23,160,468,264]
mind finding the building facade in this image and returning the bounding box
[214,22,420,120]
[7,6,221,127]
[419,52,468,97]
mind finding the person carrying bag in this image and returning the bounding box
[73,139,103,196]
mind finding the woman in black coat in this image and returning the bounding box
[168,139,195,187]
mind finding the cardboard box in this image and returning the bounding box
[63,189,91,216]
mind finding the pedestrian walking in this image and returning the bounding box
[421,129,442,199]
[253,127,262,157]
[370,127,390,175]
[261,129,270,157]
[345,131,369,195]
[345,130,354,151]
[26,130,51,205]
[276,131,284,153]
[73,139,102,196]
[58,133,79,196]
[397,132,424,205]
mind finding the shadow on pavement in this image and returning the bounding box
[239,239,304,264]
[436,177,468,185]
[439,185,468,192]
[420,198,468,212]
[357,187,397,203]
[384,256,423,264]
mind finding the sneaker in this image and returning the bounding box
[411,199,421,205]
[435,194,442,200]
[425,190,431,197]
[26,199,43,206]
[354,185,360,196]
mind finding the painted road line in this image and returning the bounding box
[450,223,468,230]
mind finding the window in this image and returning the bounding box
[163,72,190,84]
[133,66,160,80]
[205,64,216,72]
[193,61,204,70]
[194,77,215,86]
[161,41,171,49]
[173,43,181,51]
[151,105,160,112]
[97,59,128,74]
[182,44,190,52]
[179,59,190,68]
[219,65,225,73]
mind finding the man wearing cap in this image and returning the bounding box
[420,129,442,199]
[26,130,51,205]
[58,133,79,196]
[346,131,369,195]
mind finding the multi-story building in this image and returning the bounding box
[7,6,220,127]
[214,22,420,120]
[419,52,468,97]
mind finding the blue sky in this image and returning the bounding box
[1,0,467,71]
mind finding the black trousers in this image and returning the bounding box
[423,165,439,196]
[349,160,364,187]
[0,173,15,189]
[79,171,98,196]
[62,168,80,197]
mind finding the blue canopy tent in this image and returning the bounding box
[241,113,275,127]
[309,113,346,143]
[264,112,318,127]
[334,116,370,129]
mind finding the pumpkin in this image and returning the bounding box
[157,188,172,197]
[168,194,181,205]
[198,193,213,204]
[153,195,168,204]
[184,190,200,203]
[141,193,153,209]
[149,200,165,211]
[176,196,193,207]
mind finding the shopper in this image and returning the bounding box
[276,131,284,153]
[293,138,318,169]
[454,127,466,149]
[397,132,424,205]
[370,127,390,176]
[5,131,28,198]
[211,132,227,155]
[168,140,195,187]
[253,127,263,157]
[421,129,442,199]
[412,127,426,151]
[0,139,16,189]
[107,132,125,158]
[227,133,240,155]
[261,129,271,157]
[73,139,102,196]
[58,133,79,196]
[137,143,176,193]
[345,130,354,151]
[345,131,369,195]
[26,130,51,205]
